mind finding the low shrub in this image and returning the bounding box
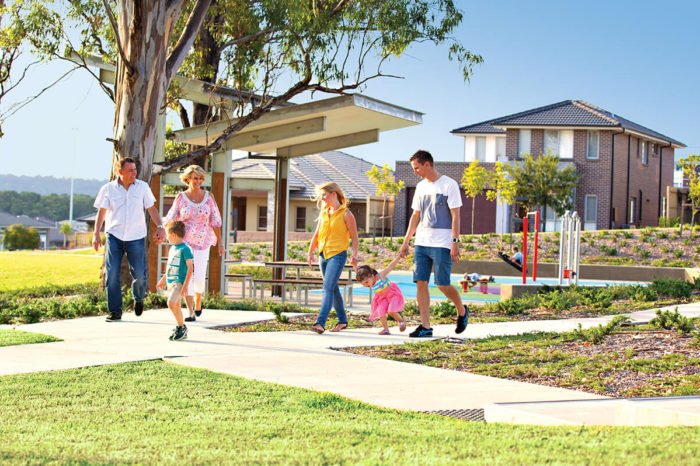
[650,308,697,334]
[569,315,629,344]
[649,279,694,299]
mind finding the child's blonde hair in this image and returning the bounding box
[314,181,349,210]
[165,220,186,238]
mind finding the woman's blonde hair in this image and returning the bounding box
[180,165,207,185]
[314,181,349,210]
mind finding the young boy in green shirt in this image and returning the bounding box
[157,220,194,341]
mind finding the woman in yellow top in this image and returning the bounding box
[307,182,359,333]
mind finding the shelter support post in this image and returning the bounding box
[211,150,231,295]
[272,155,290,295]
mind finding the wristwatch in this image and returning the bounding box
[452,237,459,243]
[156,225,164,229]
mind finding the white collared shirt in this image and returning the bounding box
[94,179,156,241]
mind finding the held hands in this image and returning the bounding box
[152,227,165,244]
[398,243,409,259]
[350,255,358,271]
[218,243,225,256]
[307,250,315,268]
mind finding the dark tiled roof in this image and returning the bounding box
[231,151,381,200]
[0,212,53,228]
[452,100,685,147]
[451,119,505,135]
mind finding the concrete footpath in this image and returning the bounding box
[1,304,699,426]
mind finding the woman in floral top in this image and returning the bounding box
[164,165,223,320]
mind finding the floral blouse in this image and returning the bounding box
[165,191,222,250]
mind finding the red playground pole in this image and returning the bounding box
[533,211,540,282]
[522,215,528,284]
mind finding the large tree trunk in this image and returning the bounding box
[113,2,174,180]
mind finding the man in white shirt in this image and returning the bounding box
[93,157,165,321]
[399,150,468,337]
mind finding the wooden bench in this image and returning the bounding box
[224,273,254,299]
[252,278,354,306]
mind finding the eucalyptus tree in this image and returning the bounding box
[2,0,482,182]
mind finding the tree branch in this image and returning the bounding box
[0,66,79,121]
[166,0,213,82]
[219,27,275,50]
[100,0,133,75]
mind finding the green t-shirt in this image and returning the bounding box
[166,243,194,284]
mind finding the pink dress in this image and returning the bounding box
[164,191,222,250]
[370,276,405,320]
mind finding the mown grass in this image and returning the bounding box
[0,251,101,290]
[1,360,698,464]
[0,329,61,347]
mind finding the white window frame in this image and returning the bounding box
[641,140,648,165]
[495,137,506,161]
[586,131,599,160]
[544,130,559,156]
[584,195,598,229]
[474,136,486,161]
[518,129,531,157]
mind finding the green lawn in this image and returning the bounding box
[0,361,698,464]
[0,329,61,347]
[0,251,101,290]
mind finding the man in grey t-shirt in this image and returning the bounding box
[399,150,468,337]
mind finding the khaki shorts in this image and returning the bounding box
[167,282,184,304]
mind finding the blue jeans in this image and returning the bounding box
[316,251,348,327]
[105,233,147,316]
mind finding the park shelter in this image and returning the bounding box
[80,55,422,294]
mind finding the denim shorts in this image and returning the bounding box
[413,245,453,286]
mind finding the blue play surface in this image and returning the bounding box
[346,273,645,303]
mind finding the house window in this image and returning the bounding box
[295,207,306,231]
[584,195,598,228]
[496,137,506,161]
[641,141,648,165]
[544,130,559,156]
[544,130,574,159]
[257,205,267,230]
[518,130,531,157]
[475,136,486,161]
[586,131,599,159]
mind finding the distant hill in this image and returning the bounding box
[0,174,107,196]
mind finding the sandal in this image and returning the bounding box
[399,319,406,332]
[310,324,325,334]
[378,328,390,335]
[330,323,348,332]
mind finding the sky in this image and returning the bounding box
[1,0,698,182]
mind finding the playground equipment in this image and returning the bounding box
[557,210,581,285]
[521,211,540,284]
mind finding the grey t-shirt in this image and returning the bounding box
[411,175,462,249]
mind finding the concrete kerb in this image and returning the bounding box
[2,303,700,425]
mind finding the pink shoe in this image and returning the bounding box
[378,328,390,335]
[399,319,406,332]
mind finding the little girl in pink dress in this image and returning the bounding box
[356,255,406,335]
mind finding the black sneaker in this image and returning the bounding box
[409,325,433,338]
[195,309,202,317]
[105,312,121,322]
[173,325,188,341]
[134,301,144,317]
[456,307,469,334]
[168,326,178,341]
[184,316,196,322]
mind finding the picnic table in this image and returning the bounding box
[260,261,356,306]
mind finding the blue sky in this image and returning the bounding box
[1,0,698,182]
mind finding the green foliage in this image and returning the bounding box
[600,245,617,256]
[648,279,694,299]
[506,153,578,232]
[430,301,456,318]
[0,191,95,222]
[650,308,697,334]
[2,224,39,250]
[640,249,650,259]
[569,316,629,344]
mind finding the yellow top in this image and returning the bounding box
[317,205,349,259]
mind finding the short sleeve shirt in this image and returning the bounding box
[166,243,194,284]
[411,175,462,249]
[94,179,156,241]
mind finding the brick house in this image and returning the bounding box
[394,100,685,235]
